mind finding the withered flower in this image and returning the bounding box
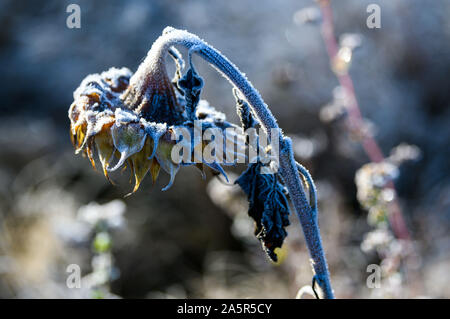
[69,45,241,193]
[68,28,333,297]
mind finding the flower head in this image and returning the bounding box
[69,43,240,193]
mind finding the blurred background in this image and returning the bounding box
[0,0,449,298]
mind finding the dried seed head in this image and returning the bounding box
[69,33,241,194]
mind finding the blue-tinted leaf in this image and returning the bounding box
[235,162,290,261]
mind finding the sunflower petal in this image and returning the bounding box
[95,129,115,182]
[141,120,167,160]
[150,158,161,184]
[154,135,180,191]
[74,123,87,151]
[129,137,154,193]
[86,139,96,169]
[161,162,180,191]
[108,123,147,172]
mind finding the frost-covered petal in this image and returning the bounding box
[75,110,115,153]
[109,123,147,172]
[154,132,180,191]
[150,158,161,184]
[114,108,140,125]
[140,119,168,160]
[128,137,154,194]
[94,129,115,182]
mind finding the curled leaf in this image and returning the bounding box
[178,68,204,122]
[235,162,290,262]
[233,88,258,130]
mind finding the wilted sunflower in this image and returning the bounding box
[68,28,299,263]
[69,44,244,193]
[69,27,334,297]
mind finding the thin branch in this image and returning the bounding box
[318,0,410,240]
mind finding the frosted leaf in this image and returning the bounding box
[235,162,290,262]
[178,67,203,121]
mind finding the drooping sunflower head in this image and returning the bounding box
[68,27,296,263]
[69,44,242,194]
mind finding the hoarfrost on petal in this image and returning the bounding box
[108,123,147,171]
[140,119,168,159]
[114,108,140,125]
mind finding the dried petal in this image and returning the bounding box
[95,129,115,182]
[140,120,167,160]
[109,123,147,172]
[129,137,154,194]
[150,158,161,184]
[155,132,180,191]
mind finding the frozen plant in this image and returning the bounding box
[69,27,334,298]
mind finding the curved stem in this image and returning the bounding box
[138,27,334,298]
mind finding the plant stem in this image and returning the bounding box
[318,0,410,241]
[135,27,334,298]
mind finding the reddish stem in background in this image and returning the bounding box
[318,0,410,240]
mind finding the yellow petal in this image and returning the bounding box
[75,123,87,150]
[150,158,161,185]
[129,138,154,193]
[95,129,115,183]
[86,139,96,170]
